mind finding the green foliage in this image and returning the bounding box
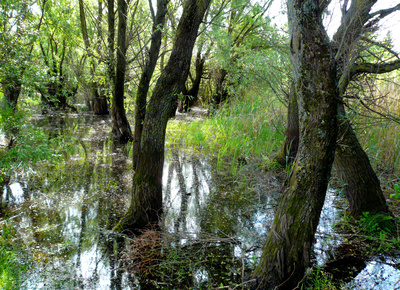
[167,92,285,171]
[390,184,400,205]
[301,268,337,290]
[0,222,27,289]
[358,212,395,237]
[0,104,75,182]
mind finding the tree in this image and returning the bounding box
[132,0,169,170]
[111,0,134,143]
[209,0,272,107]
[253,0,339,287]
[78,0,109,115]
[276,0,400,216]
[0,0,45,109]
[115,0,212,232]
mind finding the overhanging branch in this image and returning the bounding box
[350,59,400,78]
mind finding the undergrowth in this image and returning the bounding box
[0,103,76,183]
[167,92,286,173]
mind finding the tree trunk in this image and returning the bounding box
[211,68,228,108]
[334,103,389,216]
[2,77,22,110]
[132,0,169,170]
[79,0,109,115]
[112,0,132,143]
[274,81,299,166]
[93,83,109,115]
[178,50,205,113]
[115,0,211,232]
[253,0,339,288]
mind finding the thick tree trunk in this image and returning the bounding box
[132,0,169,170]
[334,103,389,216]
[112,0,132,143]
[274,82,299,166]
[253,0,339,288]
[115,0,211,232]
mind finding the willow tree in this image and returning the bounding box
[111,0,134,143]
[132,0,169,170]
[78,0,109,115]
[253,0,339,287]
[115,0,212,231]
[276,0,400,216]
[0,0,45,109]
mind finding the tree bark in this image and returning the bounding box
[276,0,394,218]
[274,81,299,166]
[112,0,132,143]
[178,50,205,113]
[132,0,169,170]
[254,0,339,287]
[334,103,389,216]
[115,0,211,232]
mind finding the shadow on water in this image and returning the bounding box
[1,114,400,289]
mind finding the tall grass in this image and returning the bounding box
[167,92,286,170]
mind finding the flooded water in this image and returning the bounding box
[1,114,400,289]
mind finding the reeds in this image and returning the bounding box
[167,92,286,172]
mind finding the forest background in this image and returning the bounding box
[1,0,400,288]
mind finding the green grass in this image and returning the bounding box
[167,92,286,172]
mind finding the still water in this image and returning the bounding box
[1,113,399,289]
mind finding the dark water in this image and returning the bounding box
[1,114,400,289]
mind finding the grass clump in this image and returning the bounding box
[301,268,337,290]
[167,92,286,171]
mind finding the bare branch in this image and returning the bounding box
[369,3,400,19]
[360,37,400,59]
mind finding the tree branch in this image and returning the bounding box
[369,3,400,19]
[350,58,400,77]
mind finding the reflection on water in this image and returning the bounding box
[1,114,399,289]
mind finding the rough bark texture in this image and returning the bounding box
[274,82,299,166]
[112,0,132,143]
[334,103,389,216]
[276,0,393,219]
[115,0,211,232]
[331,0,392,217]
[132,0,169,170]
[253,0,339,288]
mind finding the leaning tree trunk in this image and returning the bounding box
[112,0,132,143]
[132,0,169,170]
[115,0,211,232]
[334,103,389,216]
[253,0,339,288]
[274,81,299,166]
